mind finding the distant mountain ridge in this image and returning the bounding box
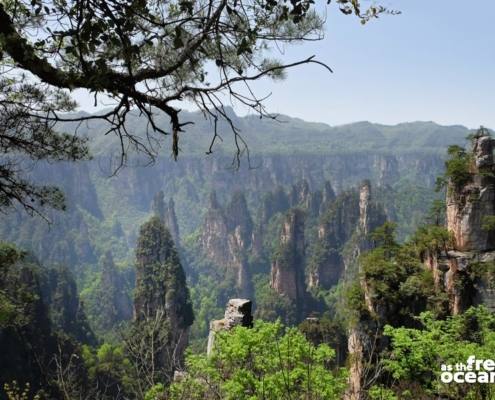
[0,109,479,266]
[63,108,474,159]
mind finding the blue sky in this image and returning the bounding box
[75,0,495,128]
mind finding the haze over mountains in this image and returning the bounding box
[1,108,492,399]
[74,107,472,157]
[2,109,476,257]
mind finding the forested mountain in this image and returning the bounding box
[1,110,488,399]
[0,110,470,245]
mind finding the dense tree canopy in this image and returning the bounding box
[168,320,348,400]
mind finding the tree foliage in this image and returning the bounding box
[0,77,89,214]
[0,0,389,170]
[382,306,495,399]
[169,320,348,400]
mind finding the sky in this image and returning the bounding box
[74,0,495,128]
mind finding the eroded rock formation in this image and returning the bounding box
[165,198,180,246]
[308,181,386,290]
[134,216,193,371]
[446,134,495,252]
[424,132,495,314]
[270,208,306,305]
[207,299,253,355]
[152,191,181,245]
[199,191,253,296]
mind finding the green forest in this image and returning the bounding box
[2,118,495,399]
[1,0,494,399]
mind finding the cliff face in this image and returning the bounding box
[270,209,306,305]
[86,251,133,333]
[0,246,89,397]
[0,143,448,282]
[152,191,181,245]
[41,265,96,345]
[207,299,253,355]
[308,181,386,290]
[423,133,495,315]
[199,191,253,296]
[307,187,359,289]
[165,198,180,246]
[446,135,495,251]
[200,191,230,266]
[134,217,193,370]
[259,186,290,226]
[346,136,495,400]
[134,217,193,326]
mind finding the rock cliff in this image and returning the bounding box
[199,191,253,296]
[308,181,386,290]
[134,216,193,371]
[86,251,133,333]
[164,198,180,246]
[207,298,253,355]
[446,134,495,251]
[270,208,307,310]
[424,132,495,314]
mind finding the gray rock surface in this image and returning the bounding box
[207,299,253,355]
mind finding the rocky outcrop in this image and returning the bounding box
[0,247,85,397]
[270,208,306,306]
[207,299,253,355]
[424,249,495,315]
[152,191,181,245]
[86,251,133,333]
[446,134,495,252]
[309,189,360,289]
[165,198,180,245]
[41,265,96,345]
[319,181,336,214]
[347,328,366,400]
[343,184,388,400]
[134,216,193,371]
[374,154,399,187]
[199,191,252,295]
[358,180,387,238]
[200,191,230,266]
[259,186,290,226]
[290,180,312,209]
[420,132,495,315]
[308,181,386,290]
[151,190,166,220]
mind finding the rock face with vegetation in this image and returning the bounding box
[344,131,495,399]
[0,112,486,399]
[199,191,253,296]
[86,251,133,335]
[446,133,495,251]
[307,181,386,290]
[133,216,194,374]
[152,191,181,246]
[0,244,91,397]
[40,265,96,345]
[421,131,495,314]
[164,198,180,247]
[270,208,307,305]
[207,298,253,355]
[307,189,359,289]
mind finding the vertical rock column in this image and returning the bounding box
[446,134,495,252]
[207,299,253,356]
[270,208,306,302]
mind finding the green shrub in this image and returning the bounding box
[169,320,348,400]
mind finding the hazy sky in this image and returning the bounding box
[74,0,495,128]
